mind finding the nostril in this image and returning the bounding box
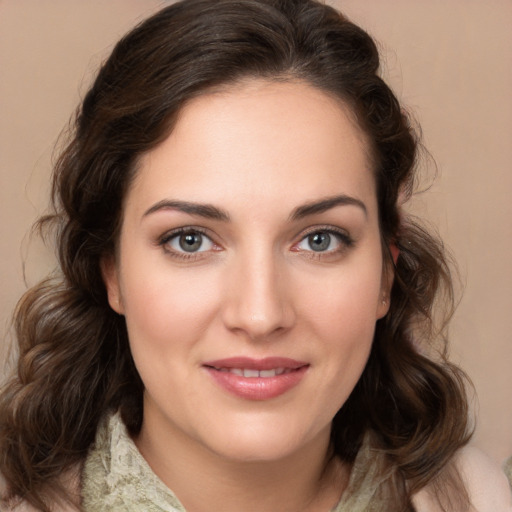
[222,299,295,340]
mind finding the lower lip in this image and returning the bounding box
[204,366,309,400]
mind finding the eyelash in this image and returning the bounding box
[292,226,354,260]
[158,227,218,261]
[157,225,354,261]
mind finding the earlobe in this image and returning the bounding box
[100,255,124,315]
[376,295,390,319]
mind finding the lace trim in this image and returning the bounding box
[82,413,185,511]
[82,412,389,512]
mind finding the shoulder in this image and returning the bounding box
[0,473,35,511]
[457,447,512,511]
[505,456,512,488]
[0,495,79,512]
[0,466,82,512]
[413,446,512,512]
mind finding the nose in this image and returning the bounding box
[221,248,296,341]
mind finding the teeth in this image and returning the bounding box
[216,367,288,378]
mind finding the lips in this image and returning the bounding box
[215,367,291,378]
[202,357,309,400]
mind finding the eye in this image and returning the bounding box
[295,228,353,254]
[300,232,336,252]
[162,229,215,254]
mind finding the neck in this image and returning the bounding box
[135,414,349,512]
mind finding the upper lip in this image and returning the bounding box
[202,357,308,371]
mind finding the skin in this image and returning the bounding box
[103,79,392,512]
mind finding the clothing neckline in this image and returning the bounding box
[82,412,389,512]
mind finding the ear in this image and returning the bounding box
[376,250,396,319]
[100,254,124,315]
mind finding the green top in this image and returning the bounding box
[81,412,393,512]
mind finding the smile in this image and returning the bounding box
[202,357,309,400]
[212,367,292,378]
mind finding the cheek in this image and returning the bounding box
[120,266,224,409]
[119,259,222,358]
[297,263,382,385]
[297,259,383,333]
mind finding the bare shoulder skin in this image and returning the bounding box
[413,447,512,512]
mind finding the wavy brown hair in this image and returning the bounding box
[0,1,471,510]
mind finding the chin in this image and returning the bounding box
[209,437,301,463]
[196,415,327,464]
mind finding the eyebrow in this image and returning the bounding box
[142,194,367,222]
[143,200,231,221]
[290,194,367,220]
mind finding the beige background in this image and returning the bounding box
[1,1,511,464]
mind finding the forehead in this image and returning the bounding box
[130,79,376,218]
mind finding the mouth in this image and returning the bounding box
[208,367,295,378]
[202,357,309,400]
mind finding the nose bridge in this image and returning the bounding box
[222,241,294,339]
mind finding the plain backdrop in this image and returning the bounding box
[1,1,511,465]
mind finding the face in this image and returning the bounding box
[103,80,390,465]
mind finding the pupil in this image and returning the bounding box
[309,232,330,252]
[179,232,202,252]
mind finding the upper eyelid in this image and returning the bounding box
[294,224,352,242]
[157,224,353,249]
[159,226,214,242]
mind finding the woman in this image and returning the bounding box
[0,0,510,510]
